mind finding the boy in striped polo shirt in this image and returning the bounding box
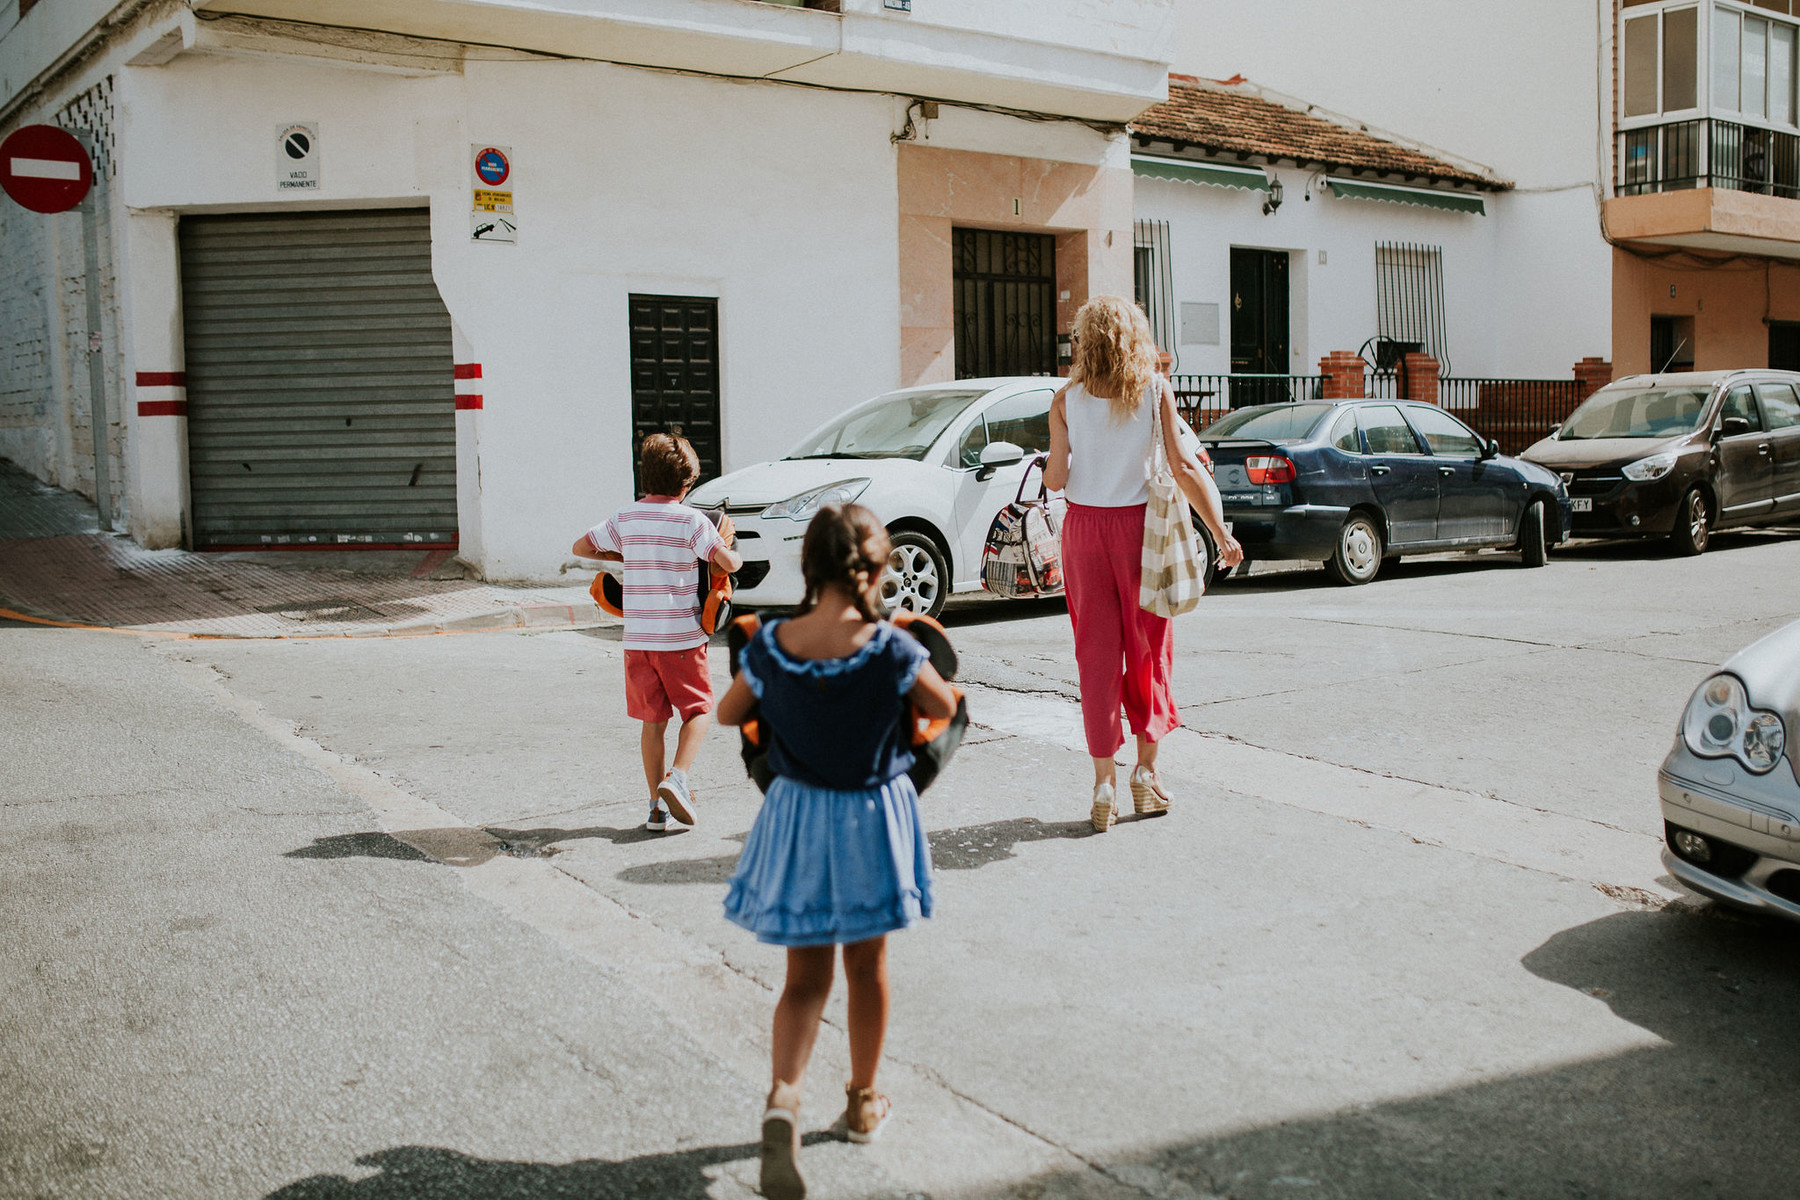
[573,433,741,830]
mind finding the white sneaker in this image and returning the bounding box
[1091,782,1116,832]
[657,769,696,825]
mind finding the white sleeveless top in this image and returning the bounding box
[1062,381,1158,507]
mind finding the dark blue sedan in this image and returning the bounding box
[1196,400,1571,585]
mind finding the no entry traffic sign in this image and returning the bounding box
[0,125,93,214]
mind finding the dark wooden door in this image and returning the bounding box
[629,295,721,488]
[953,229,1056,378]
[1770,320,1800,370]
[1230,248,1289,406]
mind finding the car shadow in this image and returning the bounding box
[948,904,1800,1199]
[1554,526,1800,562]
[264,1137,836,1199]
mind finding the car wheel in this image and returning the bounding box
[1519,499,1549,568]
[1325,513,1383,585]
[1669,487,1710,556]
[883,531,947,618]
[1194,518,1218,590]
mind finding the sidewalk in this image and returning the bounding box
[0,460,611,639]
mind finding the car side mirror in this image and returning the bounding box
[1479,438,1499,460]
[975,440,1025,480]
[1721,416,1751,437]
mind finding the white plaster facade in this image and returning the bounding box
[1158,1,1615,381]
[0,1,1167,577]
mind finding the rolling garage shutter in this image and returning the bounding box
[180,209,458,548]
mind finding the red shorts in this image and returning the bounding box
[625,645,713,723]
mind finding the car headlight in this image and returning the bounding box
[1682,673,1786,774]
[1622,452,1678,482]
[761,478,870,520]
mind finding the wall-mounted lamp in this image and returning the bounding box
[1262,177,1284,216]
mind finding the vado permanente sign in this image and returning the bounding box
[0,125,93,214]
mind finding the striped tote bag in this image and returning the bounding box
[1139,399,1206,617]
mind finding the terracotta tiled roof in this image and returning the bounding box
[1131,75,1507,192]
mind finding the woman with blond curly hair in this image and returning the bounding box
[1044,295,1243,832]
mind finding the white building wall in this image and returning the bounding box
[1164,1,1613,376]
[0,89,126,518]
[113,51,908,578]
[1141,165,1528,383]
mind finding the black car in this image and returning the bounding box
[1520,370,1800,555]
[1196,400,1570,585]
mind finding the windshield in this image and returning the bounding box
[1559,387,1711,440]
[1200,403,1334,442]
[785,389,989,461]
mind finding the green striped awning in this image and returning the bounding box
[1327,179,1486,214]
[1131,156,1270,193]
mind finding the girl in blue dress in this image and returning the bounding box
[716,503,957,1200]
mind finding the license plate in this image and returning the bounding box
[1569,498,1593,513]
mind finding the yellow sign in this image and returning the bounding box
[473,189,513,212]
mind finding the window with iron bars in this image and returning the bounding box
[1133,219,1177,368]
[1374,242,1450,374]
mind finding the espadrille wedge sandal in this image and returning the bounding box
[844,1084,892,1144]
[1129,765,1172,815]
[1091,781,1117,832]
[761,1081,805,1200]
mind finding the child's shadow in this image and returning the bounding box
[616,816,1095,886]
[483,823,686,854]
[265,1138,835,1199]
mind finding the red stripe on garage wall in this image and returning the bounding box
[455,362,482,411]
[454,395,483,410]
[454,363,482,379]
[138,400,189,417]
[136,371,187,387]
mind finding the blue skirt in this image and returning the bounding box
[724,774,934,948]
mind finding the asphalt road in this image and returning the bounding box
[6,531,1800,1199]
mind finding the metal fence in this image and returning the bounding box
[1171,371,1586,455]
[1441,377,1585,454]
[1171,374,1322,429]
[1618,118,1800,200]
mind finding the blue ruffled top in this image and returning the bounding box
[739,619,927,791]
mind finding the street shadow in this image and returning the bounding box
[928,816,1098,868]
[287,823,694,866]
[266,1137,834,1200]
[962,905,1800,1200]
[619,817,1098,885]
[937,594,1068,629]
[482,823,687,852]
[284,832,430,862]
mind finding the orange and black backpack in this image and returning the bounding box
[726,611,968,794]
[589,507,735,636]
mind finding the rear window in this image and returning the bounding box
[1201,403,1334,442]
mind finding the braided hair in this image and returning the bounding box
[797,503,891,623]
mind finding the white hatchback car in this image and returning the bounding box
[688,378,1065,617]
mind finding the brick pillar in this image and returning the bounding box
[1156,348,1173,376]
[1574,356,1612,398]
[1401,353,1440,405]
[1319,351,1365,399]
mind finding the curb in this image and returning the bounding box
[374,601,609,638]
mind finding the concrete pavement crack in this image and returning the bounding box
[1292,615,1565,648]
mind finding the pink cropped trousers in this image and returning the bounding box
[1060,502,1180,758]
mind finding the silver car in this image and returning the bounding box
[1660,617,1800,919]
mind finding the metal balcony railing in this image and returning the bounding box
[1618,118,1800,200]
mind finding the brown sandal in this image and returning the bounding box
[843,1083,892,1144]
[761,1081,805,1199]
